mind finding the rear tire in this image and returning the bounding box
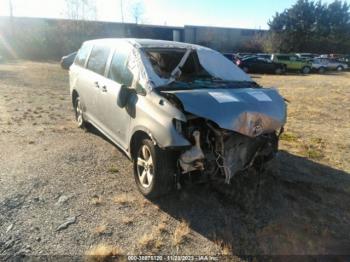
[275,68,283,75]
[74,96,87,129]
[301,66,311,74]
[133,139,175,199]
[318,67,326,74]
[336,66,344,72]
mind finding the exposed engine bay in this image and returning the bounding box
[160,90,283,184]
[178,114,280,184]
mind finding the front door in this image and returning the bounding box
[97,46,134,149]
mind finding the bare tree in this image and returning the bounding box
[131,1,144,24]
[64,0,97,20]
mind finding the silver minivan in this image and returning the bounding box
[69,39,287,198]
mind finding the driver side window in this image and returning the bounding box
[108,49,133,86]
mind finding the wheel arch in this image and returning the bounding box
[129,130,153,160]
[72,89,79,108]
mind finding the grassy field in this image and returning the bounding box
[255,73,350,172]
[0,61,349,259]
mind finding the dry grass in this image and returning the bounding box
[121,217,133,225]
[113,193,134,205]
[157,222,167,234]
[94,225,108,235]
[91,195,103,206]
[215,240,233,255]
[139,233,163,251]
[255,72,350,172]
[280,132,299,143]
[85,244,122,262]
[108,166,119,174]
[173,220,191,246]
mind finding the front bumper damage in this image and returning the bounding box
[159,87,286,184]
[179,123,280,184]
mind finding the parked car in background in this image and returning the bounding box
[315,58,348,71]
[311,58,328,74]
[338,55,350,67]
[235,53,254,59]
[256,53,272,60]
[296,53,317,60]
[271,54,312,74]
[237,56,285,74]
[222,53,236,63]
[61,52,77,70]
[69,39,286,198]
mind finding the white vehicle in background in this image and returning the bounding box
[315,58,348,71]
[311,58,328,74]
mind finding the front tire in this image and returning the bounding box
[133,139,175,199]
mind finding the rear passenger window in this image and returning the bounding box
[87,45,111,75]
[75,43,91,67]
[108,49,133,86]
[277,56,290,61]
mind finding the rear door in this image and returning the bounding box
[276,55,291,69]
[84,44,112,126]
[70,42,92,113]
[256,58,272,73]
[97,44,134,149]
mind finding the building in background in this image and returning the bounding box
[0,16,265,59]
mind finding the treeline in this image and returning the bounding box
[262,0,350,53]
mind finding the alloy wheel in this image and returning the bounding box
[76,99,84,127]
[136,145,154,188]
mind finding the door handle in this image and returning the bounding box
[94,81,100,88]
[101,86,107,92]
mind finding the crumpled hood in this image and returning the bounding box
[162,87,287,137]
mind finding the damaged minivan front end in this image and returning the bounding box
[141,44,287,185]
[158,85,286,184]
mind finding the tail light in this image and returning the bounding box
[236,60,241,65]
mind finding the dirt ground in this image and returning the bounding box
[0,61,350,260]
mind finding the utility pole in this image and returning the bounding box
[9,0,13,17]
[120,0,124,23]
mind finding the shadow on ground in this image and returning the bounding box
[155,151,350,256]
[86,125,350,255]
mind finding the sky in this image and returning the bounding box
[0,0,340,29]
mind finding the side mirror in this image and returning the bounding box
[117,85,133,108]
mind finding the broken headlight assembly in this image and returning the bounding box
[173,119,186,134]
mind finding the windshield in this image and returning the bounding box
[144,48,213,82]
[142,47,252,89]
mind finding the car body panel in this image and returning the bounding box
[315,58,348,70]
[238,56,284,74]
[161,87,286,137]
[271,54,311,71]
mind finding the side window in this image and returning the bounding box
[278,56,289,61]
[108,49,133,86]
[74,43,91,67]
[87,45,111,75]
